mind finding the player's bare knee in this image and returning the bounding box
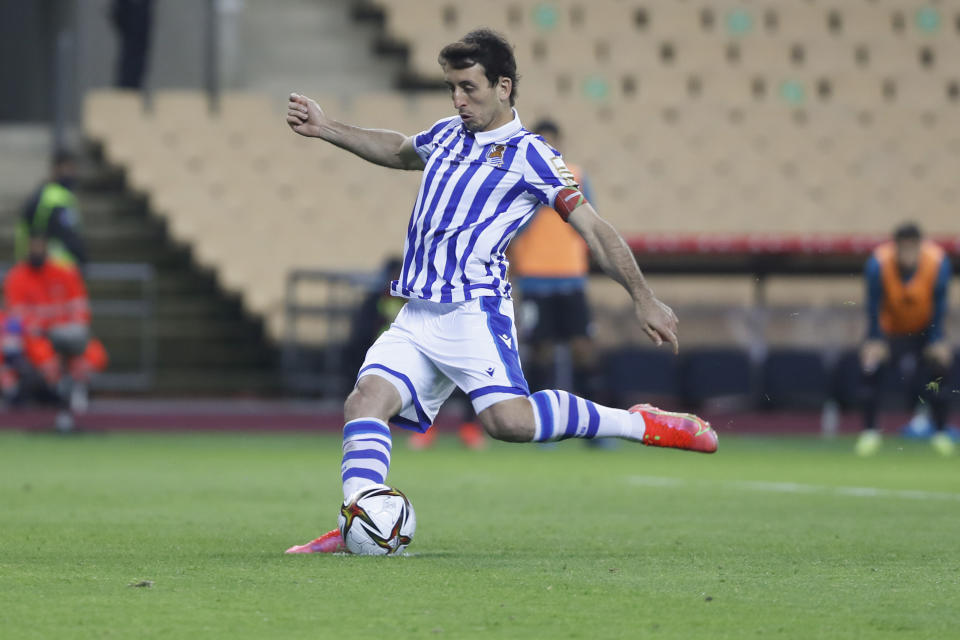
[479,399,535,442]
[344,376,400,423]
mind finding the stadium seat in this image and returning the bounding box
[80,0,960,344]
[680,348,754,410]
[83,89,144,142]
[601,346,681,406]
[761,349,828,409]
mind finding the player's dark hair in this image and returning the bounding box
[893,222,922,242]
[438,29,519,106]
[532,119,561,137]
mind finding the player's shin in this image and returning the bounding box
[528,390,641,442]
[340,418,392,500]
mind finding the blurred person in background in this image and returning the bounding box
[4,236,108,431]
[509,120,610,449]
[111,0,155,90]
[344,257,407,377]
[16,150,87,271]
[0,313,26,403]
[857,222,953,456]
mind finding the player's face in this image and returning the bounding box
[896,238,921,271]
[442,63,512,133]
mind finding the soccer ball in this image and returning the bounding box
[338,484,416,555]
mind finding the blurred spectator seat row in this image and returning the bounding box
[374,0,960,104]
[605,345,960,411]
[84,87,958,340]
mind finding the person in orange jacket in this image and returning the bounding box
[856,222,953,456]
[3,236,107,416]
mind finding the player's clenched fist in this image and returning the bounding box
[287,93,326,138]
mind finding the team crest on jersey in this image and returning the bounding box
[485,144,506,166]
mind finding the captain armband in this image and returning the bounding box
[553,186,589,221]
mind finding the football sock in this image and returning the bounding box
[340,418,392,500]
[528,390,644,442]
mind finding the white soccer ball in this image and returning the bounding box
[337,484,416,556]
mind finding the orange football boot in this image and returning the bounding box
[629,404,718,453]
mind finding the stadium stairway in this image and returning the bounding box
[0,142,280,395]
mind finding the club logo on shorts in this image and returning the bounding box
[486,144,506,167]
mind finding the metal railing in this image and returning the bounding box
[85,262,157,391]
[282,268,382,396]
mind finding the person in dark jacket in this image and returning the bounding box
[17,150,87,270]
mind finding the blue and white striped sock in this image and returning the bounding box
[340,418,392,500]
[528,390,645,442]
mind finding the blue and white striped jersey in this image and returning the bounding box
[390,110,579,303]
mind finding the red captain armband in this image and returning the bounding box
[553,186,588,221]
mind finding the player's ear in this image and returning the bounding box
[498,76,512,102]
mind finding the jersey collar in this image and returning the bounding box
[468,109,523,145]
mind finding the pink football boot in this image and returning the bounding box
[285,529,347,554]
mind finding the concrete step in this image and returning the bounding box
[239,0,398,96]
[150,369,284,394]
[88,274,221,298]
[73,139,280,393]
[102,335,273,366]
[93,316,263,341]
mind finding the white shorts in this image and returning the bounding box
[357,296,529,432]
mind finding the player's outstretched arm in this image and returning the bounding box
[568,204,679,353]
[286,93,425,171]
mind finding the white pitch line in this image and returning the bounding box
[625,475,960,502]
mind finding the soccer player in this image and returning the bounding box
[284,29,717,554]
[856,222,953,457]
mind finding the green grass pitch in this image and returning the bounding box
[2,430,959,639]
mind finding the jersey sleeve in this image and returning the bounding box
[64,268,91,324]
[521,138,584,219]
[4,269,24,308]
[3,269,40,333]
[412,116,460,164]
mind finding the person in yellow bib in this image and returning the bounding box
[16,150,87,271]
[857,223,953,456]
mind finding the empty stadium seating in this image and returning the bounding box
[82,1,960,343]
